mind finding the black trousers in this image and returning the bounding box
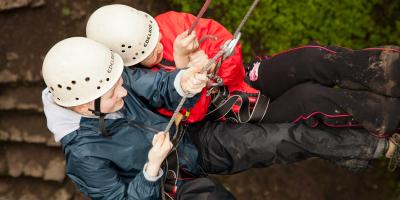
[263,82,400,134]
[189,121,383,174]
[248,45,400,134]
[176,176,235,200]
[176,121,386,199]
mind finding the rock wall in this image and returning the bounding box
[0,1,160,199]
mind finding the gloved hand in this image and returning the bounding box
[146,132,173,177]
[173,30,199,69]
[180,50,209,95]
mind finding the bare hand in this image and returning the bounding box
[146,132,173,177]
[173,30,199,68]
[181,50,209,95]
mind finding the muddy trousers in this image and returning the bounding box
[262,82,400,134]
[189,121,386,173]
[249,45,400,99]
[248,46,400,134]
[177,121,387,199]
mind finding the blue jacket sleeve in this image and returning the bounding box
[66,154,161,200]
[122,68,199,110]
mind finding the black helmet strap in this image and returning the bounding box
[89,98,109,137]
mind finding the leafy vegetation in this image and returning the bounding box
[169,0,400,60]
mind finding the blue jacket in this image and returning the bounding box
[44,68,200,200]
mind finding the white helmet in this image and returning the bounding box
[42,37,124,107]
[86,4,160,66]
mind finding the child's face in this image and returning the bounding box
[99,77,127,113]
[140,32,163,67]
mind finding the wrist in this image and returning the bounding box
[173,50,188,57]
[174,53,190,69]
[146,161,162,177]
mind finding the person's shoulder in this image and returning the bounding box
[62,129,106,160]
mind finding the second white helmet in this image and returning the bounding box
[86,4,160,66]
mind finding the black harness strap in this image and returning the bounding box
[206,86,270,123]
[160,58,176,67]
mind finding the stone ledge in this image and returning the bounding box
[0,0,46,11]
[0,142,65,182]
[0,85,44,111]
[0,177,89,200]
[0,111,59,146]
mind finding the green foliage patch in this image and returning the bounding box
[169,0,400,59]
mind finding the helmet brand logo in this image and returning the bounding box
[107,52,114,73]
[144,24,152,47]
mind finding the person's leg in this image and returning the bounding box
[188,121,387,174]
[262,82,400,134]
[248,46,400,99]
[176,177,236,200]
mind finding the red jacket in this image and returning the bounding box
[155,11,258,123]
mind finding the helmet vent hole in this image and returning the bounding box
[128,46,132,48]
[50,87,54,91]
[75,98,79,100]
[106,78,110,81]
[142,51,145,54]
[85,77,90,82]
[66,86,71,90]
[48,90,51,93]
[135,53,138,56]
[133,57,136,60]
[71,81,76,84]
[57,98,60,100]
[121,44,125,47]
[122,50,125,53]
[57,84,62,88]
[97,86,101,90]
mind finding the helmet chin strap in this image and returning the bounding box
[89,98,109,137]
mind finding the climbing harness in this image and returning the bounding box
[204,0,269,123]
[205,86,269,123]
[164,0,261,134]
